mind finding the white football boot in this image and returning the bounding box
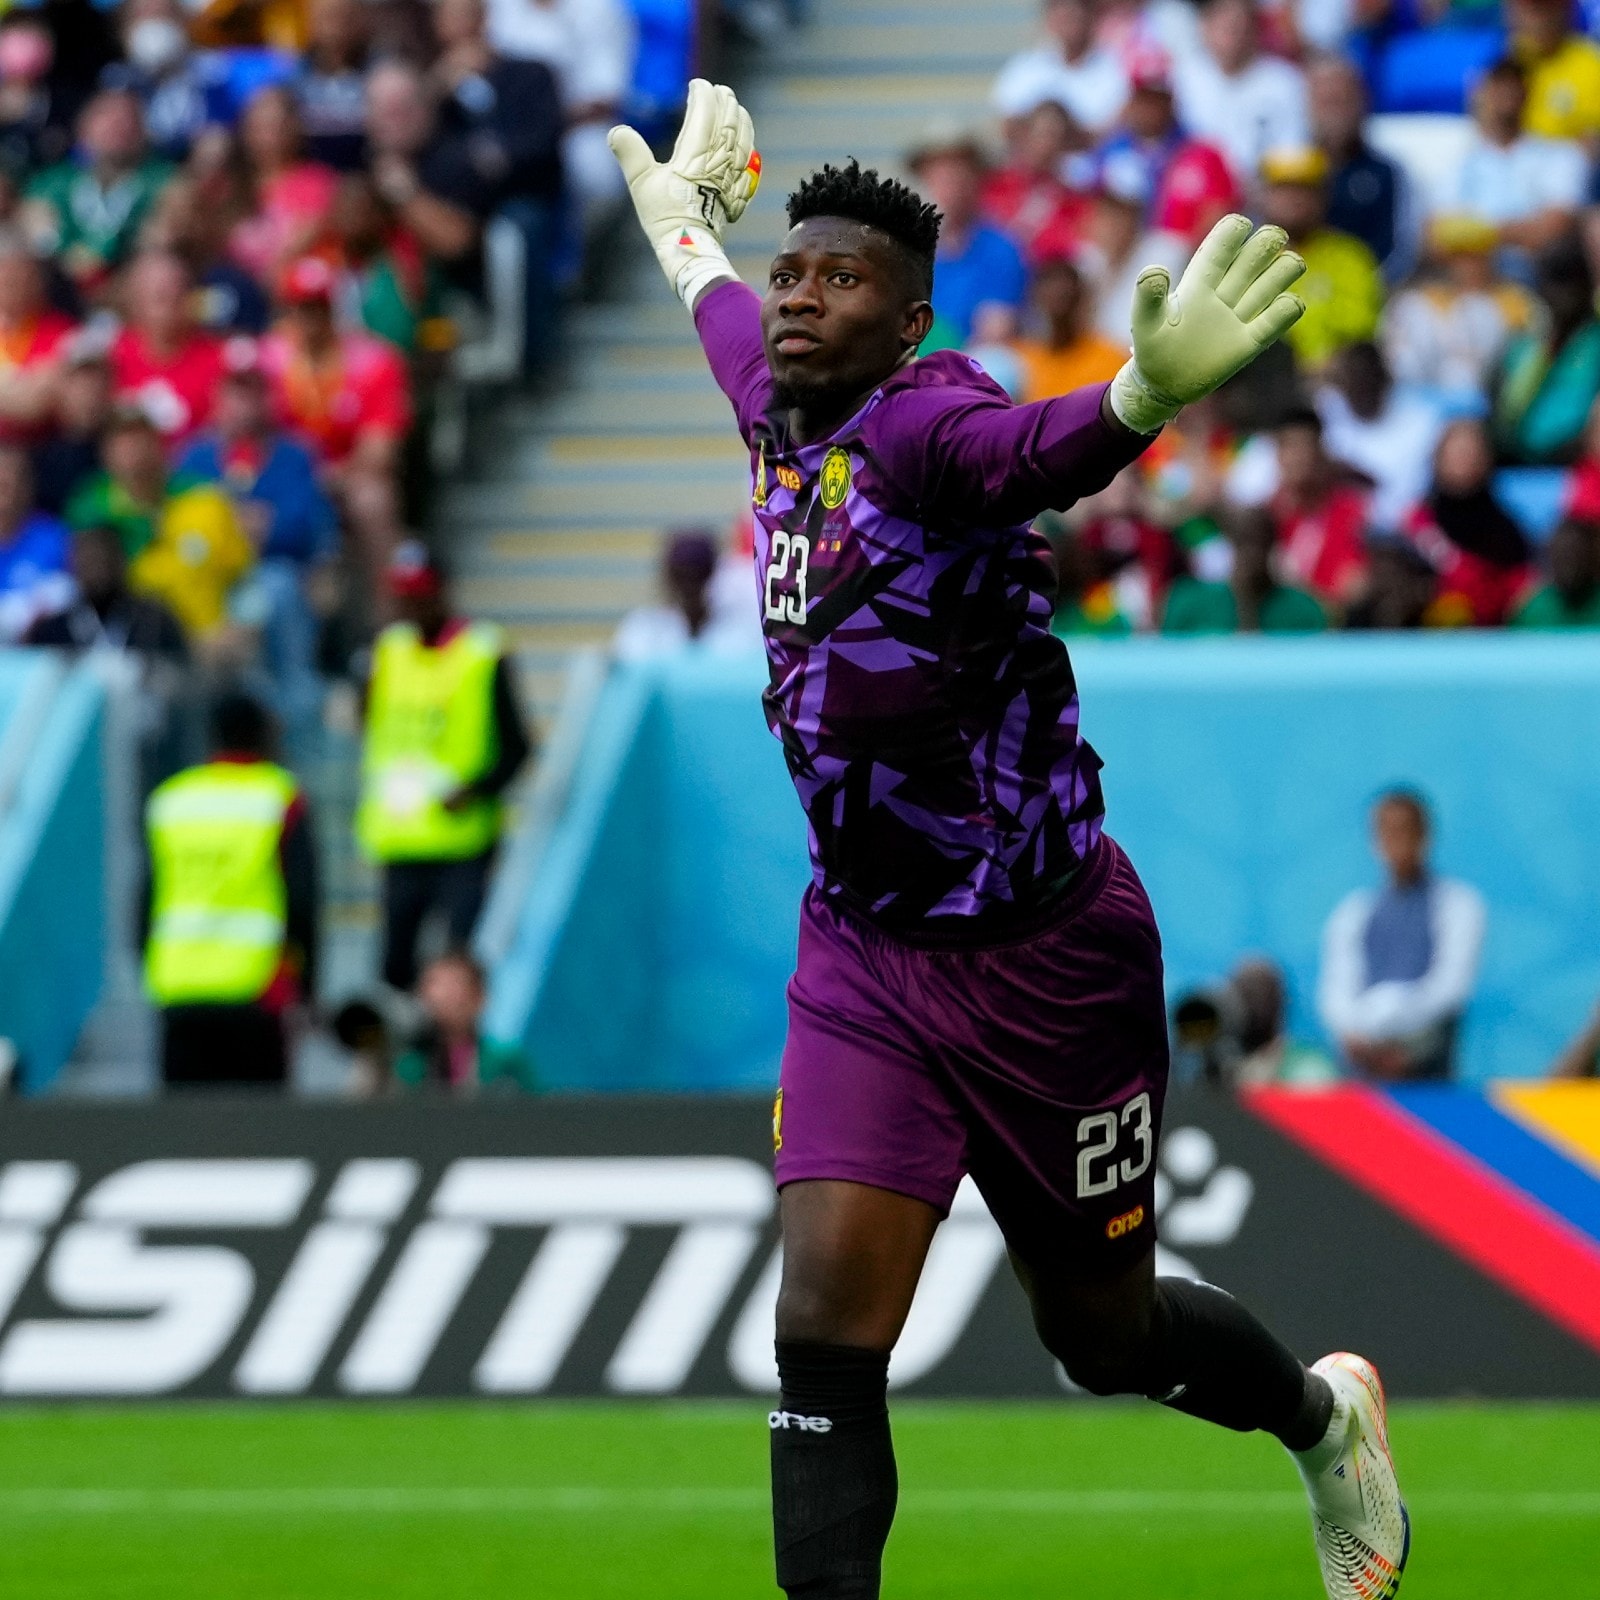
[1293,1352,1411,1600]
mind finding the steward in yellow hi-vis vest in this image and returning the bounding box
[142,693,319,1087]
[358,619,504,862]
[359,543,531,991]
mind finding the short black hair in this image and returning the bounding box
[787,159,941,297]
[1375,786,1431,832]
[212,690,274,756]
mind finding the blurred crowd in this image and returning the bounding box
[920,0,1600,640]
[0,0,649,768]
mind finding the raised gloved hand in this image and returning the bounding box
[1109,214,1307,435]
[608,78,762,311]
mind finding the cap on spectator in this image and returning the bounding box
[221,335,267,379]
[1259,146,1329,187]
[281,255,336,305]
[1128,47,1173,95]
[106,395,162,432]
[906,118,988,172]
[1091,151,1154,209]
[62,324,114,368]
[387,539,446,599]
[1429,213,1497,256]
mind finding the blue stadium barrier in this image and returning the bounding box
[1495,466,1571,545]
[1372,25,1504,114]
[0,657,105,1092]
[489,637,1600,1092]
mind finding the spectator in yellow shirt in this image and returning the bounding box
[1008,254,1128,403]
[1510,0,1600,142]
[89,406,254,641]
[1259,145,1383,372]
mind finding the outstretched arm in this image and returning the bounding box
[610,81,769,436]
[905,215,1308,526]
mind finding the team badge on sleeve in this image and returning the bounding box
[754,448,768,507]
[820,447,852,510]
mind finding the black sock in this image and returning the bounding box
[1143,1279,1334,1451]
[771,1341,897,1600]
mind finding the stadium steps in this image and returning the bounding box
[429,0,1037,660]
[54,0,1042,1095]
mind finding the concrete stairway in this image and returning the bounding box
[434,0,1041,730]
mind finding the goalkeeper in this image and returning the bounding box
[611,83,1410,1600]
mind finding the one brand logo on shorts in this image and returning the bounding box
[772,1088,784,1152]
[769,1410,833,1433]
[1105,1204,1146,1240]
[775,464,801,492]
[819,447,851,510]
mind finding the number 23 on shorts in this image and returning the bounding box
[1074,1090,1154,1199]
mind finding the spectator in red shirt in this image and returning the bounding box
[1267,406,1370,613]
[980,99,1092,263]
[1090,52,1239,250]
[109,248,224,442]
[1404,419,1534,628]
[259,253,409,569]
[0,232,74,442]
[229,84,339,287]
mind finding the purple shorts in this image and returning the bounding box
[775,837,1169,1273]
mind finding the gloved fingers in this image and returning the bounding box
[712,82,740,163]
[1248,291,1307,349]
[1128,264,1172,345]
[733,102,756,176]
[607,123,655,188]
[1184,212,1253,293]
[1232,249,1305,323]
[729,104,760,219]
[1214,224,1288,310]
[674,78,717,173]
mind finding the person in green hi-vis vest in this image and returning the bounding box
[357,542,532,991]
[142,692,318,1087]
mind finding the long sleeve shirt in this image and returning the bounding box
[1317,876,1486,1045]
[693,279,1149,933]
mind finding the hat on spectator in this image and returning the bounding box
[1260,146,1329,187]
[62,323,114,368]
[906,118,989,172]
[1091,149,1155,209]
[1128,47,1173,96]
[281,255,336,305]
[1429,213,1498,256]
[387,539,446,599]
[106,395,162,433]
[221,335,267,381]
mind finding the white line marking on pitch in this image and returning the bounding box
[0,1488,1591,1518]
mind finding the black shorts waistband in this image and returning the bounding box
[818,835,1115,953]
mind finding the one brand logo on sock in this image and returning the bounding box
[769,1410,833,1433]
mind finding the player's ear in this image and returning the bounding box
[903,301,934,353]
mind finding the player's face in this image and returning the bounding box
[762,218,932,415]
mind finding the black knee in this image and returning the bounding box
[1034,1297,1159,1397]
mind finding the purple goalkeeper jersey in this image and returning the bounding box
[694,280,1150,933]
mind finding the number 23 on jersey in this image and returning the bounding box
[764,530,810,625]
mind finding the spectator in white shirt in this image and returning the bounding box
[613,528,754,660]
[1174,0,1308,187]
[1318,789,1486,1082]
[992,0,1129,133]
[1315,342,1444,534]
[1442,57,1586,272]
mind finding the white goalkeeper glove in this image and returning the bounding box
[608,78,762,311]
[1109,214,1307,435]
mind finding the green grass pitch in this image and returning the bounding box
[1,1400,1595,1597]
